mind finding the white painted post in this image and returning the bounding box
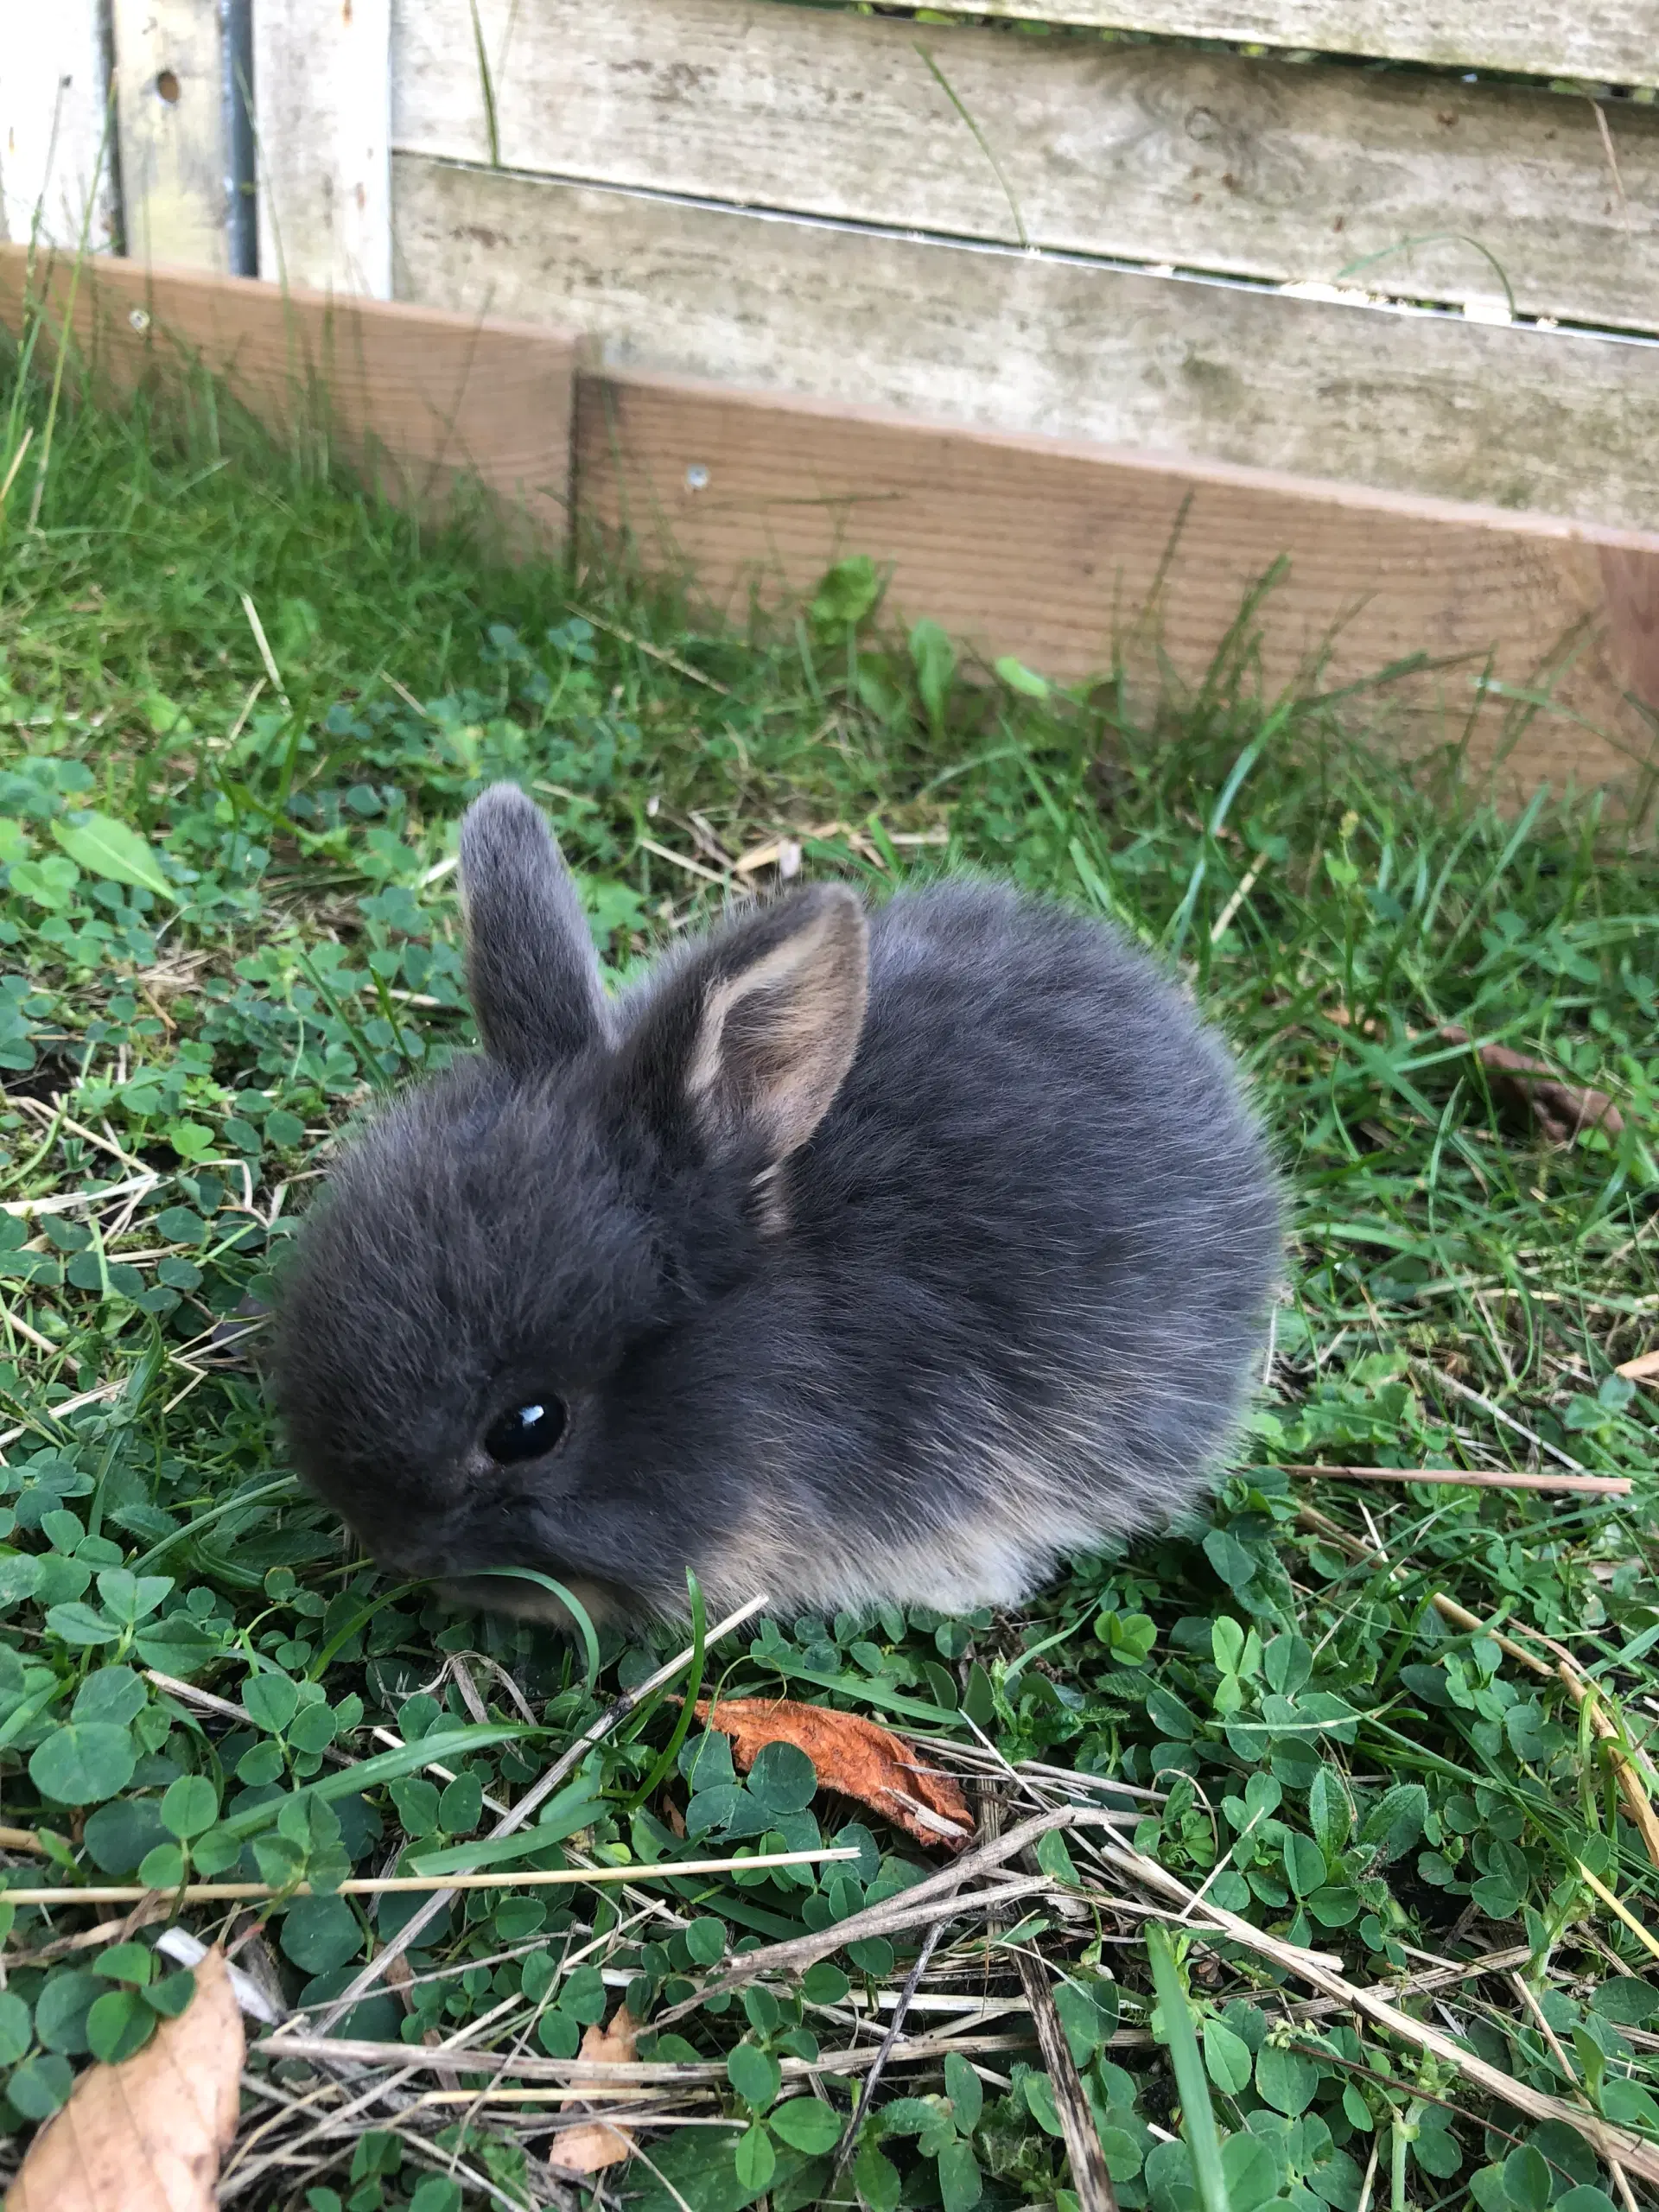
[111,0,233,270]
[254,0,392,297]
[1,11,120,251]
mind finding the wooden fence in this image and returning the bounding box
[12,3,1659,520]
[5,2,1659,800]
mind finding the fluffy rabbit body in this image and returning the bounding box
[273,785,1280,1626]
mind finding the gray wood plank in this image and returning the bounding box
[391,0,1659,334]
[255,0,391,296]
[392,154,1659,533]
[111,0,232,271]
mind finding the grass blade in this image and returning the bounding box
[1147,1921,1231,2212]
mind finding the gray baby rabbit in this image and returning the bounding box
[271,784,1281,1626]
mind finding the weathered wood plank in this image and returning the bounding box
[392,156,1659,535]
[392,0,1659,334]
[111,0,231,271]
[862,3,1658,86]
[256,0,392,296]
[1,15,119,253]
[0,247,574,550]
[578,369,1659,808]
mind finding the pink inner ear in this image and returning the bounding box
[688,891,869,1160]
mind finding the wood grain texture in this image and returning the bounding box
[0,247,575,549]
[576,371,1659,807]
[111,0,232,271]
[257,0,392,296]
[392,0,1659,333]
[393,156,1659,534]
[1,14,118,253]
[883,3,1659,84]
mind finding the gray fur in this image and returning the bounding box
[461,782,610,1070]
[270,784,1282,1624]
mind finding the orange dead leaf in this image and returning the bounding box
[547,2003,641,2177]
[695,1695,975,1853]
[7,1948,243,2212]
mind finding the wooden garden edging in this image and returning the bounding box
[575,370,1659,804]
[4,246,1657,807]
[0,249,574,552]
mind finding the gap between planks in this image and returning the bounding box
[880,0,1656,85]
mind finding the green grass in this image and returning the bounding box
[2,340,1659,2212]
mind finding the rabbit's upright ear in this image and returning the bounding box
[459,785,607,1071]
[637,887,869,1163]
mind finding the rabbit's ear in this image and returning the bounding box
[459,785,607,1071]
[640,886,868,1163]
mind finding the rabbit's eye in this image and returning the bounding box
[483,1398,567,1465]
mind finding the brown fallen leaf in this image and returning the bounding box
[1331,1007,1624,1146]
[1439,1024,1624,1144]
[695,1694,975,1853]
[6,1948,243,2212]
[546,2004,641,2177]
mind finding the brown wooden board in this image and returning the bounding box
[576,369,1659,807]
[0,247,575,549]
[395,0,1659,335]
